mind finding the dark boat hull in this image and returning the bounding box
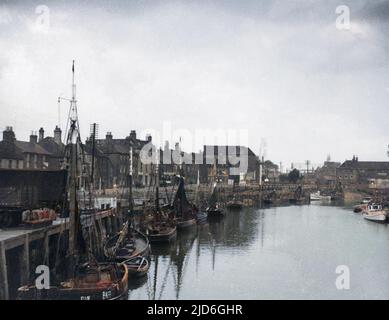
[148,226,177,243]
[226,203,243,210]
[196,211,208,224]
[105,228,150,261]
[124,257,150,278]
[18,263,128,300]
[177,218,196,229]
[207,209,225,220]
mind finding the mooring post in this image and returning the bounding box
[0,241,9,300]
[44,232,50,267]
[20,234,30,285]
[106,216,112,235]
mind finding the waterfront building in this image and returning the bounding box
[337,156,389,188]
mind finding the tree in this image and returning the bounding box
[288,169,300,183]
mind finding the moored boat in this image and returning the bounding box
[362,203,387,223]
[310,191,331,201]
[104,224,150,261]
[206,182,225,219]
[172,175,197,229]
[18,262,128,300]
[195,210,208,224]
[226,201,243,210]
[147,222,177,242]
[122,256,150,278]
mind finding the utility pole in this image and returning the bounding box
[128,147,133,213]
[259,156,264,186]
[306,160,310,175]
[89,123,98,207]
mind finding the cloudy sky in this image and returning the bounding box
[0,0,388,169]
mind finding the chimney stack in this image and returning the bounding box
[39,127,44,142]
[129,130,136,140]
[54,126,62,144]
[30,131,38,144]
[106,132,113,140]
[2,126,15,142]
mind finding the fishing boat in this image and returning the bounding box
[147,220,177,242]
[104,154,150,261]
[193,168,208,224]
[226,199,243,210]
[104,222,150,261]
[18,262,128,300]
[310,191,331,201]
[172,176,197,229]
[122,256,150,278]
[226,183,243,210]
[362,203,387,223]
[206,182,225,219]
[18,61,128,300]
[144,152,177,243]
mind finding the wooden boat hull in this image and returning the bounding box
[18,263,128,300]
[177,218,196,229]
[196,211,208,224]
[207,209,225,220]
[226,203,243,210]
[148,226,177,243]
[363,212,387,223]
[124,257,150,278]
[105,228,150,261]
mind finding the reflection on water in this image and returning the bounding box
[128,205,389,300]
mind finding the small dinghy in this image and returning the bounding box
[226,201,243,210]
[196,211,208,224]
[122,256,150,278]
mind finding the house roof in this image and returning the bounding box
[39,137,65,157]
[0,141,24,160]
[203,145,256,157]
[14,141,51,155]
[339,160,389,170]
[95,137,150,155]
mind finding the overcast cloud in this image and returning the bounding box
[0,0,388,168]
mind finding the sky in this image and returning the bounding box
[0,0,388,169]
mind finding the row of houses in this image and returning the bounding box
[0,126,263,189]
[315,155,389,189]
[0,126,64,171]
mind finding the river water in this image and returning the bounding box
[128,204,389,300]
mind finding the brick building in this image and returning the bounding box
[337,156,389,187]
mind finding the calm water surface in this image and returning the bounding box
[128,204,389,300]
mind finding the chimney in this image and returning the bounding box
[54,126,62,144]
[129,130,136,140]
[39,127,44,142]
[106,132,113,140]
[30,131,38,144]
[2,126,16,142]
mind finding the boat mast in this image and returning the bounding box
[89,123,97,207]
[128,146,134,213]
[67,60,81,260]
[155,148,160,212]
